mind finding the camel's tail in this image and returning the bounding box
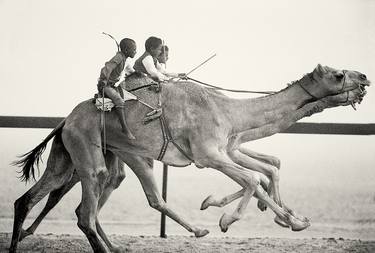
[12,119,66,183]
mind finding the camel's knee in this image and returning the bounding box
[245,173,261,188]
[76,206,96,233]
[269,156,281,169]
[148,199,166,211]
[86,167,109,194]
[113,167,126,189]
[266,164,279,182]
[77,218,96,236]
[97,169,109,188]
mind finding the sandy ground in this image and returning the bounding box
[1,233,374,253]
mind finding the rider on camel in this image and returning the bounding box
[98,38,137,140]
[133,36,186,82]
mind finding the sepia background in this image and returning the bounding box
[0,0,374,240]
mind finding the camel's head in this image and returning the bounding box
[302,64,370,108]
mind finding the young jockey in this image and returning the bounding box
[134,36,185,81]
[158,45,169,66]
[98,38,137,139]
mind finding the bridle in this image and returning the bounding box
[298,70,360,110]
[298,70,349,102]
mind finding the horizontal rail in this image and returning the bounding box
[0,116,375,135]
[0,116,64,129]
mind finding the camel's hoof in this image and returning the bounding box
[274,216,289,228]
[194,229,209,238]
[19,228,32,242]
[219,213,232,233]
[200,195,214,210]
[303,217,310,223]
[291,219,311,232]
[257,200,267,212]
[288,209,310,223]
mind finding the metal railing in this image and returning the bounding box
[1,115,375,238]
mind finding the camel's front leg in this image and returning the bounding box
[218,187,255,232]
[237,147,309,223]
[228,149,282,207]
[196,151,263,232]
[200,189,246,210]
[200,174,270,211]
[198,151,309,232]
[120,154,209,238]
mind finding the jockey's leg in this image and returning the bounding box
[103,86,135,140]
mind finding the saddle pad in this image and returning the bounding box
[95,88,138,112]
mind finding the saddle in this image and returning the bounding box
[95,74,194,162]
[94,85,137,112]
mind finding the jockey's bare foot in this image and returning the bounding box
[122,130,135,140]
[126,132,136,140]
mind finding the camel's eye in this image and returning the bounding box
[334,72,344,80]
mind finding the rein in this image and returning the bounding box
[186,77,276,95]
[127,84,155,92]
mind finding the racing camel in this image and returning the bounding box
[10,65,369,252]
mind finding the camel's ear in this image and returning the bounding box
[315,64,327,76]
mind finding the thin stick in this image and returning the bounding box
[186,53,217,75]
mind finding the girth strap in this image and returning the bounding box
[157,114,194,162]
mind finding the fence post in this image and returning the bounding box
[160,163,168,238]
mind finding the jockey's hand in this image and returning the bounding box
[178,73,188,80]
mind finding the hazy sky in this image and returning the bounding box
[0,0,374,123]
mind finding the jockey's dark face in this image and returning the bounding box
[150,44,162,58]
[158,50,169,64]
[125,43,137,58]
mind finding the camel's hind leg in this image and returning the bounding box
[94,153,126,252]
[9,138,74,252]
[19,152,125,244]
[19,172,79,241]
[70,154,125,252]
[119,154,209,238]
[63,128,110,253]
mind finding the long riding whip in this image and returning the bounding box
[186,53,217,75]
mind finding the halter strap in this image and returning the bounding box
[298,73,319,100]
[341,70,347,93]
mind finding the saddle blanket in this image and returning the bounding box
[95,88,137,112]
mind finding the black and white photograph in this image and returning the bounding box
[0,0,374,252]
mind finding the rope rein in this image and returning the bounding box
[186,77,276,95]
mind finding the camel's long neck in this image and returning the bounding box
[224,75,314,135]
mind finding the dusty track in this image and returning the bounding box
[1,233,374,253]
